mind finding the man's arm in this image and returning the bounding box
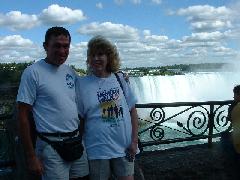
[128,107,139,155]
[18,102,43,175]
[78,115,85,138]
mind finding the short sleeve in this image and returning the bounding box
[16,67,37,105]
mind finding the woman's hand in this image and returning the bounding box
[128,141,138,155]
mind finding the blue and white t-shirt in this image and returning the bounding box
[76,73,137,160]
[17,59,79,133]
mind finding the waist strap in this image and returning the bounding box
[37,128,79,137]
[37,133,59,145]
[37,131,82,146]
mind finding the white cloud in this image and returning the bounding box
[0,4,86,31]
[131,0,141,5]
[213,46,234,53]
[191,20,232,32]
[96,2,103,9]
[151,0,162,5]
[0,2,239,68]
[39,4,86,25]
[177,5,231,21]
[0,11,39,31]
[143,30,173,49]
[143,30,151,36]
[0,35,33,47]
[183,31,225,42]
[77,22,139,42]
[0,35,43,63]
[118,41,159,54]
[176,5,233,32]
[1,26,238,68]
[68,42,87,65]
[225,29,240,40]
[144,34,168,42]
[114,0,124,5]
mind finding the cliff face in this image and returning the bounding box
[134,142,238,180]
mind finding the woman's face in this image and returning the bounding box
[88,51,109,77]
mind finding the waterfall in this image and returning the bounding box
[130,72,240,103]
[129,72,240,150]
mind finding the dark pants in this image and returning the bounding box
[221,131,240,179]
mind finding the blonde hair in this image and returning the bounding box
[87,35,120,73]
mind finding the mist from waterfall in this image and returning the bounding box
[130,72,240,150]
[130,72,240,104]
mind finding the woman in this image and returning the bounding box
[76,35,139,180]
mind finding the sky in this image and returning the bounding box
[0,0,240,69]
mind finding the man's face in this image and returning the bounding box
[44,35,70,66]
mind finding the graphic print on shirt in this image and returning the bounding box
[66,73,74,89]
[97,87,123,126]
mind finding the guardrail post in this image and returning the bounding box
[208,104,214,148]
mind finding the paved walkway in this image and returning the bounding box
[135,142,237,180]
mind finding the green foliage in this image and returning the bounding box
[122,63,228,76]
[157,63,228,72]
[0,62,33,84]
[0,62,87,85]
[70,65,86,76]
[0,62,229,83]
[122,66,183,76]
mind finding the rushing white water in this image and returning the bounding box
[130,72,240,103]
[129,72,240,150]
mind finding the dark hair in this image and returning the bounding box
[87,35,120,73]
[44,26,71,45]
[233,85,240,95]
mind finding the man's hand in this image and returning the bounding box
[27,155,44,176]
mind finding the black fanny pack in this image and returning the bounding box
[37,131,84,162]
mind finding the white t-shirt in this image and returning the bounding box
[76,73,137,160]
[17,59,79,133]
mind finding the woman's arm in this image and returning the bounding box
[128,107,139,156]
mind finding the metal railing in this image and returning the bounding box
[136,100,232,150]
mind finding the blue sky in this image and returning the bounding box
[0,0,240,69]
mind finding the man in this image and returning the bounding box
[228,85,240,120]
[221,85,240,179]
[17,26,89,180]
[231,85,240,154]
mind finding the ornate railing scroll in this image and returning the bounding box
[136,100,233,151]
